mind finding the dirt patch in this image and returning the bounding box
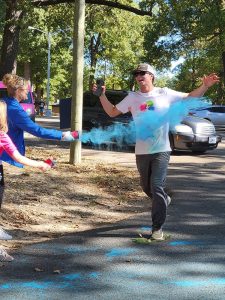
[0,146,149,251]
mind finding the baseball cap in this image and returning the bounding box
[132,63,155,76]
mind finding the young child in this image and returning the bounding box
[0,100,51,261]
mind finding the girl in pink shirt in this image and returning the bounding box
[0,100,51,262]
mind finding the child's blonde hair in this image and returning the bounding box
[0,100,8,133]
[2,74,28,97]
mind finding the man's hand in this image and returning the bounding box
[62,131,79,142]
[92,83,106,96]
[187,73,220,97]
[92,83,122,117]
[202,73,220,88]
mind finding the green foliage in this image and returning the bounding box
[18,4,74,102]
[16,1,147,101]
[85,1,147,90]
[0,0,6,49]
[1,0,224,103]
[139,0,225,101]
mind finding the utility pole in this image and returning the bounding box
[46,32,51,112]
[70,0,85,164]
[28,26,53,114]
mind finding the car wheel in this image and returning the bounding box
[169,133,175,152]
[204,118,211,122]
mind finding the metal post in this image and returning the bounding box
[28,26,53,116]
[46,32,51,114]
[70,0,85,164]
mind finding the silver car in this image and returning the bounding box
[170,116,222,154]
[189,105,225,128]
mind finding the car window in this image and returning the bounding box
[60,90,130,130]
[0,88,8,98]
[20,92,33,104]
[83,92,101,107]
[106,90,128,105]
[193,107,209,112]
[218,107,225,113]
[83,90,128,108]
[209,107,225,113]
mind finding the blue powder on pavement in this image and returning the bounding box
[106,248,135,260]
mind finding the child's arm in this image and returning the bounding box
[0,132,51,171]
[11,150,51,171]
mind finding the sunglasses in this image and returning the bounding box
[133,71,151,77]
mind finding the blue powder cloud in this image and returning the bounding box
[80,97,211,146]
[81,121,136,146]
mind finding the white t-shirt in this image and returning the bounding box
[116,87,187,155]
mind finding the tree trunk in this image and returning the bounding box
[0,1,23,79]
[88,33,101,90]
[24,62,31,81]
[69,0,85,165]
[217,50,225,103]
[222,51,225,85]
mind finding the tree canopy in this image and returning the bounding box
[0,0,224,102]
[140,0,225,100]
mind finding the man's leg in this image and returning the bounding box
[150,152,171,232]
[136,154,152,198]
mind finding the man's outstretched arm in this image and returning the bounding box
[187,73,220,97]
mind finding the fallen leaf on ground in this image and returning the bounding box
[34,268,44,272]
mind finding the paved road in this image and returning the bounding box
[1,116,225,299]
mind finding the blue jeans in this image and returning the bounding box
[136,152,171,231]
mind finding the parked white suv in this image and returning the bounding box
[170,116,221,154]
[189,105,225,129]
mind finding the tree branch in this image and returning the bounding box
[206,31,221,42]
[33,0,153,16]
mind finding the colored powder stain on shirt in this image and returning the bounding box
[139,103,147,111]
[140,100,155,111]
[146,100,154,106]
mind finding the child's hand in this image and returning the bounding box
[39,161,51,172]
[44,158,55,168]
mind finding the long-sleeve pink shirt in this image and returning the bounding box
[0,131,17,157]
